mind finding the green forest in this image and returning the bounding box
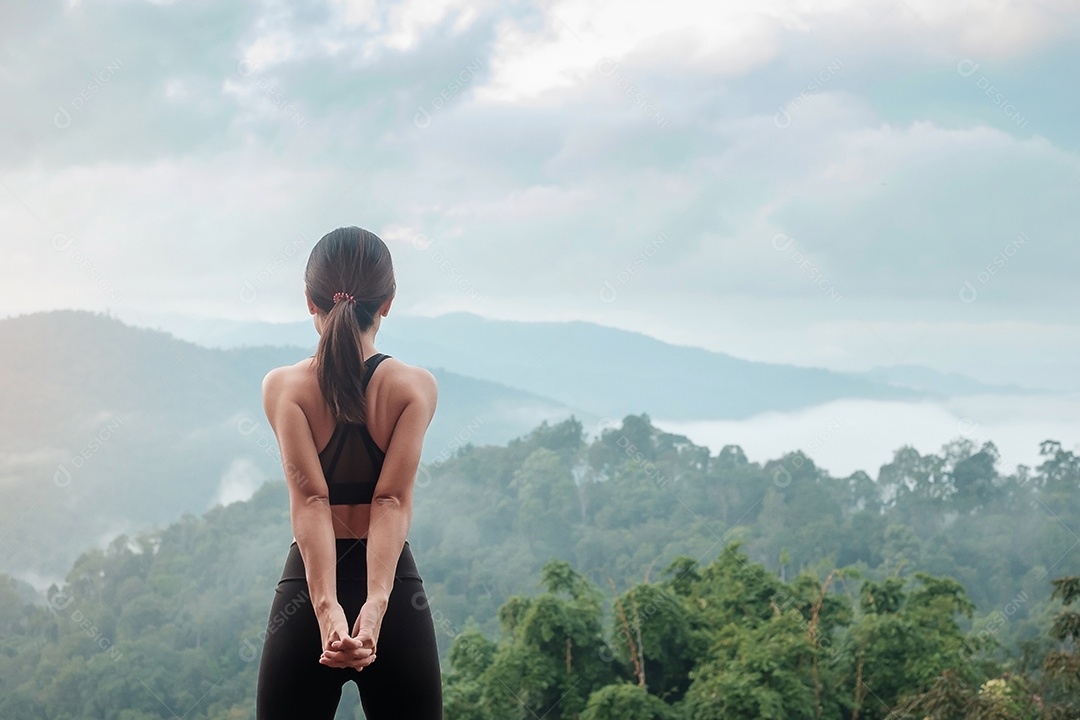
[1,414,1078,718]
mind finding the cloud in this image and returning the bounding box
[1,0,1079,390]
[472,0,1080,105]
[762,120,1080,306]
[212,457,263,507]
[654,390,1080,479]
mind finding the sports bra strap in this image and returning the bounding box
[323,425,350,480]
[362,353,391,387]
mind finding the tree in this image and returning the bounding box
[683,608,818,720]
[510,448,579,552]
[1043,575,1080,713]
[843,573,976,719]
[448,560,615,720]
[581,682,677,720]
[950,443,1001,513]
[607,581,703,702]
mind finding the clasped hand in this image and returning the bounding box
[319,597,386,671]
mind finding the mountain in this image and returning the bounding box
[857,364,1034,397]
[0,309,581,583]
[116,310,1010,422]
[0,308,1034,585]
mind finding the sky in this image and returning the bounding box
[1,0,1079,391]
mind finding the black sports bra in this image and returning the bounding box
[317,353,391,505]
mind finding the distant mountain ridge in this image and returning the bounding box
[857,364,1033,396]
[0,308,1035,585]
[116,309,1034,421]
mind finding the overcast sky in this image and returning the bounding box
[2,0,1078,390]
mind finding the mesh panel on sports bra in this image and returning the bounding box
[318,353,390,505]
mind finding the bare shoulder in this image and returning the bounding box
[261,358,316,409]
[379,357,438,409]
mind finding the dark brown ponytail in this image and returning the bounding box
[305,227,396,424]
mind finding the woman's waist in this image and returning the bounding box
[278,538,421,583]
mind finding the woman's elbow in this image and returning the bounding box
[290,493,330,524]
[371,493,409,511]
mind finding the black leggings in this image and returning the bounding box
[256,539,443,719]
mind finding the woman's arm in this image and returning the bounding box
[352,366,438,650]
[261,368,351,648]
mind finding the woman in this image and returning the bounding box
[255,227,443,718]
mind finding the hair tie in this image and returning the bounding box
[332,291,355,305]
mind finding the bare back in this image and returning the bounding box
[270,352,432,539]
